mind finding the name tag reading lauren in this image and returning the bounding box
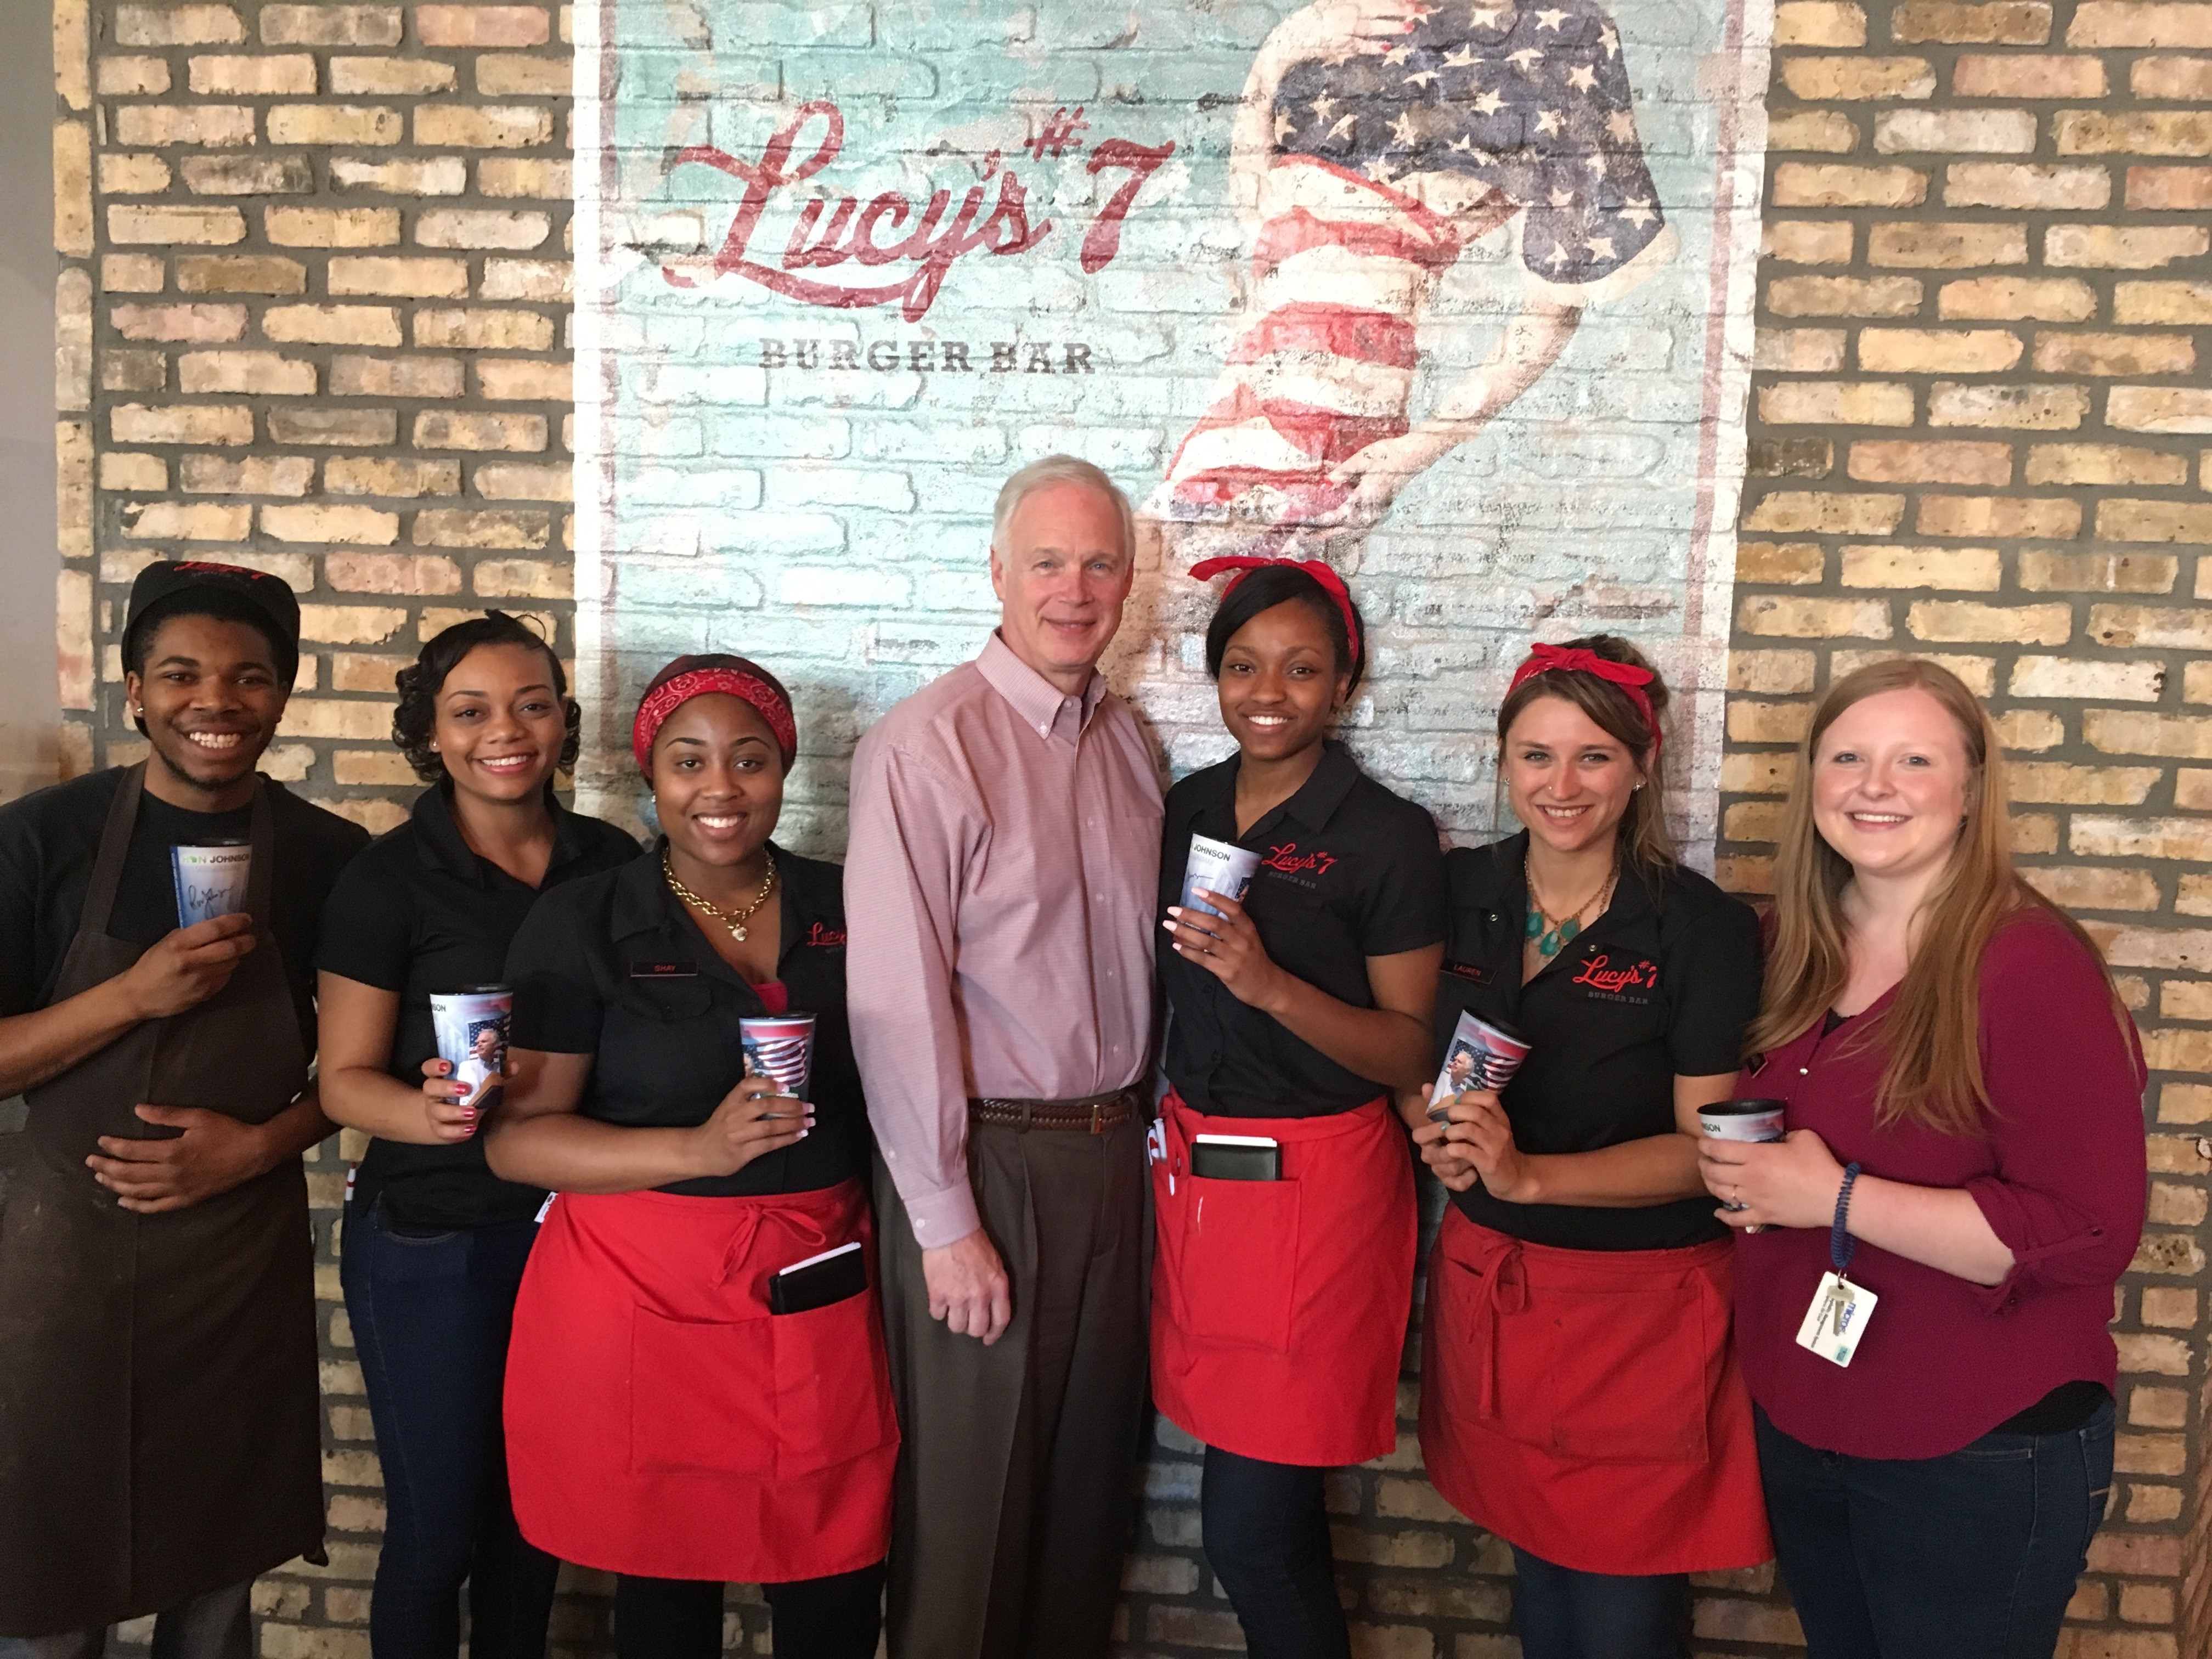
[1795,1271,1877,1367]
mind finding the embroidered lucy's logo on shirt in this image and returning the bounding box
[1262,842,1337,878]
[1571,953,1660,1001]
[805,922,848,947]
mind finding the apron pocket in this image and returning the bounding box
[629,1305,776,1476]
[771,1283,892,1479]
[1181,1176,1301,1353]
[1523,1283,1710,1466]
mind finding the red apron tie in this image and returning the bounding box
[1460,1231,1528,1420]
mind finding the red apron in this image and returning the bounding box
[1151,1092,1415,1467]
[1419,1208,1771,1575]
[503,1176,897,1583]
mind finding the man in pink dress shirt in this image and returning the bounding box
[847,455,1163,1659]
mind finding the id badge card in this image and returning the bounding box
[1794,1269,1877,1367]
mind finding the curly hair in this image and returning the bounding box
[392,612,580,783]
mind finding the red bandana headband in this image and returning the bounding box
[1506,642,1663,758]
[631,668,798,774]
[1188,556,1362,663]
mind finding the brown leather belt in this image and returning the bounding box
[967,1088,1139,1133]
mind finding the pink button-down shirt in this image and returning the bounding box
[846,633,1164,1248]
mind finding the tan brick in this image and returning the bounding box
[260,5,404,46]
[1928,498,2079,541]
[415,106,553,149]
[1754,329,1849,372]
[110,403,253,447]
[2070,0,2212,43]
[2139,1284,2198,1323]
[330,156,470,196]
[1908,600,2070,644]
[2098,499,2212,544]
[326,552,461,595]
[179,154,315,196]
[1768,110,1862,153]
[479,259,570,301]
[176,255,307,294]
[412,410,548,452]
[1859,328,2021,373]
[1876,110,2037,154]
[1839,544,2002,589]
[2188,662,2212,704]
[476,157,573,198]
[114,104,256,147]
[178,455,317,497]
[2091,603,2212,647]
[416,209,552,252]
[2023,865,2162,909]
[330,355,466,398]
[1942,162,2108,210]
[325,458,462,498]
[2114,281,2212,326]
[2109,387,2212,433]
[98,153,171,196]
[119,501,251,543]
[2127,165,2212,211]
[332,748,421,788]
[1777,0,1870,42]
[1781,55,1937,98]
[475,55,569,96]
[477,360,570,400]
[266,207,402,249]
[328,257,471,300]
[2134,52,2212,94]
[412,308,556,351]
[1737,595,1894,637]
[413,607,552,643]
[261,305,402,347]
[1742,490,1905,534]
[100,351,166,394]
[1726,704,1815,748]
[1869,221,2027,267]
[1773,162,1928,206]
[1937,275,2095,320]
[416,509,550,550]
[2114,1329,2195,1373]
[417,4,550,44]
[107,205,246,246]
[1764,220,1855,264]
[1758,381,1915,425]
[99,453,166,492]
[1893,0,2052,38]
[473,462,572,501]
[330,57,458,94]
[2026,443,2187,485]
[268,105,404,147]
[1992,709,2062,751]
[269,407,398,447]
[116,4,245,45]
[189,53,315,94]
[1848,441,2011,484]
[2053,110,2212,156]
[2049,225,2211,272]
[113,302,246,343]
[1927,382,2087,429]
[276,699,397,742]
[2019,551,2169,592]
[179,349,316,396]
[1729,650,1819,693]
[262,505,400,546]
[298,604,404,645]
[329,653,405,694]
[2034,332,2197,377]
[98,55,171,95]
[2009,762,2163,804]
[2112,1427,2190,1470]
[1767,274,1923,317]
[1953,53,2107,95]
[1737,541,1826,583]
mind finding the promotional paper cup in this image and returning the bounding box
[1428,1011,1532,1120]
[170,842,251,926]
[1179,833,1262,919]
[430,985,512,1111]
[1698,1097,1787,1210]
[741,1013,816,1103]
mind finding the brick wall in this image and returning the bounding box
[38,2,2212,1657]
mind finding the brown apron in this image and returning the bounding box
[0,765,324,1637]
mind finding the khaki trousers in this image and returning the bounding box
[874,1116,1149,1659]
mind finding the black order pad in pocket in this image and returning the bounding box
[1190,1135,1282,1181]
[770,1241,867,1314]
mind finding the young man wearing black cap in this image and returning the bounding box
[0,562,368,1658]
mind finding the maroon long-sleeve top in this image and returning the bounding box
[1733,906,2148,1459]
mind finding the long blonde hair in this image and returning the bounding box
[1748,658,2127,1135]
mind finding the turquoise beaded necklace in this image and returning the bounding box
[1526,866,1617,959]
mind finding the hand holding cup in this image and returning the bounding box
[692,1074,811,1178]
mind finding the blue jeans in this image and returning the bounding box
[341,1200,558,1659]
[1200,1445,1349,1659]
[1510,1547,1688,1659]
[1756,1398,2116,1659]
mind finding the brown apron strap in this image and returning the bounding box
[76,763,148,944]
[245,776,274,922]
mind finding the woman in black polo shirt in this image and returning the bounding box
[485,655,894,1659]
[1412,636,1769,1659]
[317,612,639,1659]
[1156,558,1444,1659]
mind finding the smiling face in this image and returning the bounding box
[1811,686,1973,886]
[1502,693,1643,860]
[432,641,568,806]
[649,692,785,872]
[1216,597,1348,765]
[989,479,1134,695]
[126,612,287,803]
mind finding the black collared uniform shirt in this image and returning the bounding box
[1435,832,1762,1251]
[505,843,870,1197]
[316,784,640,1230]
[1159,741,1446,1118]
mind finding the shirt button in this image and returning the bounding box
[1799,1067,1809,1075]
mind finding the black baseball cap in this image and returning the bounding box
[123,560,302,687]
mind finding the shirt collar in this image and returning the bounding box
[611,839,818,980]
[977,630,1108,746]
[410,781,593,889]
[1186,741,1363,840]
[1459,830,1661,948]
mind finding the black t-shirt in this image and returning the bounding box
[505,844,870,1198]
[1160,742,1447,1117]
[0,767,368,1045]
[315,784,641,1231]
[1436,833,1762,1250]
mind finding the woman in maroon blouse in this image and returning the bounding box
[1701,658,2146,1659]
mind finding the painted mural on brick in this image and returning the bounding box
[575,0,1771,859]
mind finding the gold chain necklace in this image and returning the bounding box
[1526,865,1617,960]
[663,847,776,942]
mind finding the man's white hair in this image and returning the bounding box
[990,455,1135,560]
